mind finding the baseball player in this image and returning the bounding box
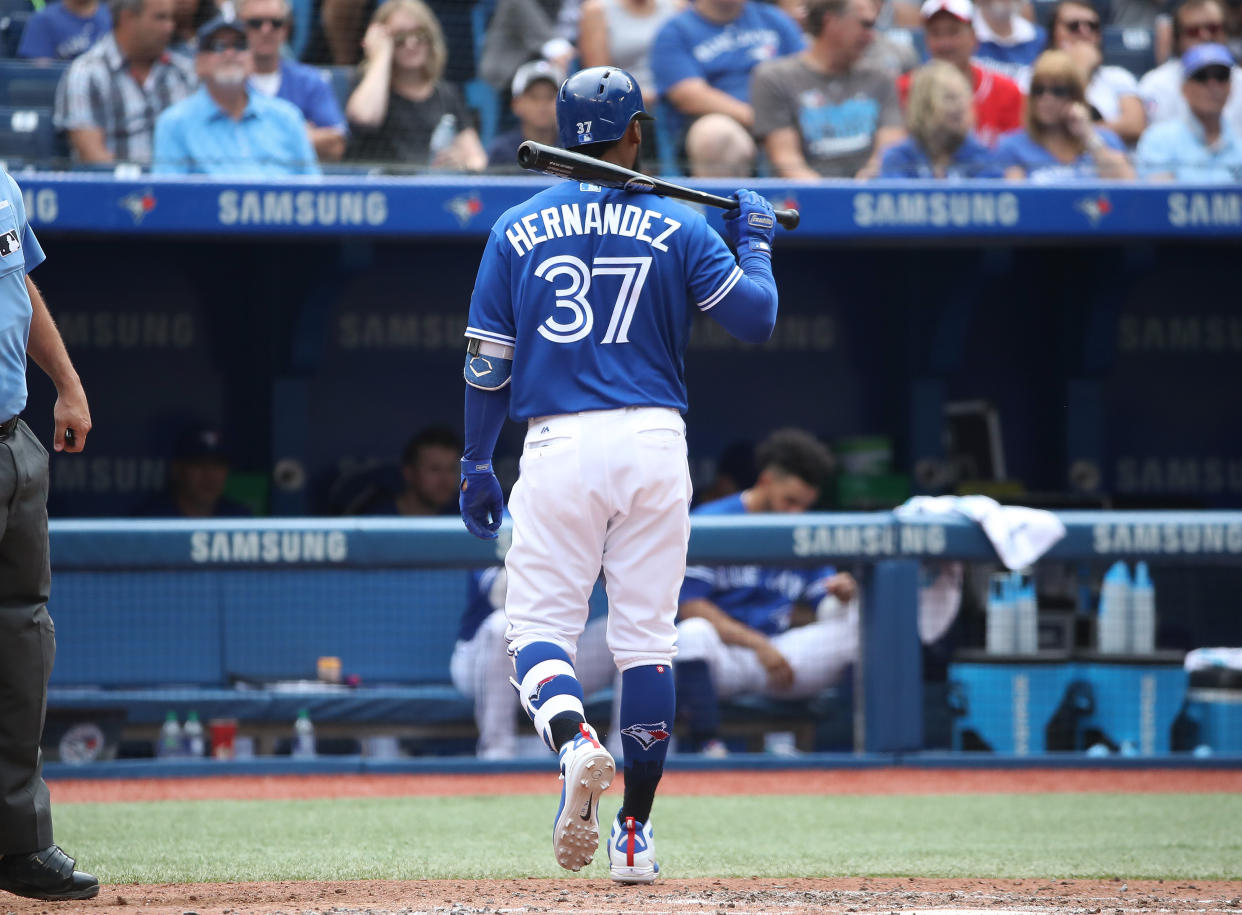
[458,66,782,883]
[674,428,860,753]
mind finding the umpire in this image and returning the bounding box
[0,169,97,901]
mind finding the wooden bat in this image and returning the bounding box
[516,140,800,230]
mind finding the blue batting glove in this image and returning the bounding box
[460,458,504,540]
[722,188,776,255]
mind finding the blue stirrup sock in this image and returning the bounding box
[513,641,587,752]
[618,662,675,825]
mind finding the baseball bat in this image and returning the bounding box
[517,141,800,230]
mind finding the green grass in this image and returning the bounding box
[55,793,1242,884]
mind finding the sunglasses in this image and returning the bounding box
[392,28,430,45]
[206,38,248,51]
[1182,22,1223,39]
[1189,65,1231,83]
[244,16,287,29]
[1030,83,1073,98]
[1059,17,1100,34]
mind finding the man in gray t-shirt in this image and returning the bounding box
[752,0,906,177]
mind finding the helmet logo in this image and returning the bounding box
[576,120,593,143]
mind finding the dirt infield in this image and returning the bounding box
[46,767,1242,804]
[18,768,1240,915]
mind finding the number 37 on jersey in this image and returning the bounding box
[534,254,651,346]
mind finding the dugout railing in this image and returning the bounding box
[41,511,1242,767]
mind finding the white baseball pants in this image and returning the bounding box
[504,406,693,671]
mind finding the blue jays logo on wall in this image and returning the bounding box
[621,721,671,750]
[119,188,157,224]
[1075,194,1111,227]
[446,192,483,226]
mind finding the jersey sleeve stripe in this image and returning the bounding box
[696,266,743,312]
[464,326,518,346]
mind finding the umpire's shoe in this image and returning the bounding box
[608,814,659,884]
[0,846,100,901]
[553,722,615,872]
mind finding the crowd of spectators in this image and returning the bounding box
[0,0,1238,179]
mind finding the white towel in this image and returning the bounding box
[894,495,1066,570]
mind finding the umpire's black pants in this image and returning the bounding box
[0,418,55,853]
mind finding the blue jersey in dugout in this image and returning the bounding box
[679,493,838,636]
[465,181,743,420]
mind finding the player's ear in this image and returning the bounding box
[626,119,643,144]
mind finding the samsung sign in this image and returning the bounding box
[190,530,349,563]
[217,190,388,227]
[852,191,1020,228]
[1092,522,1242,555]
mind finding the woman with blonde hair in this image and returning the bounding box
[345,0,487,169]
[879,61,1003,178]
[995,50,1134,180]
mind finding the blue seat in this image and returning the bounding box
[1102,25,1154,78]
[0,10,31,58]
[465,77,498,151]
[319,64,353,115]
[0,60,67,107]
[0,104,58,165]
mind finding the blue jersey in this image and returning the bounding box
[17,0,111,61]
[651,3,805,135]
[878,136,1004,179]
[465,181,743,421]
[678,493,837,636]
[461,567,503,641]
[994,127,1126,183]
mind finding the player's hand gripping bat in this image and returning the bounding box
[517,141,800,230]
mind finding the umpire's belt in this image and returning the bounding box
[0,415,18,441]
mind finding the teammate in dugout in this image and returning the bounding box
[674,428,860,754]
[458,66,783,883]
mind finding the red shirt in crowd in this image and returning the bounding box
[897,63,1025,148]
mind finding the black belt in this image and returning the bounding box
[0,415,18,440]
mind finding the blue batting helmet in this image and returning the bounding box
[556,67,653,150]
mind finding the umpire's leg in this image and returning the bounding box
[0,419,55,854]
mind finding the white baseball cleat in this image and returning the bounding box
[553,723,615,872]
[607,814,659,884]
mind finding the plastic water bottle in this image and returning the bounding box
[1014,571,1038,655]
[183,710,206,758]
[292,709,316,759]
[157,711,183,758]
[428,113,457,159]
[1097,560,1131,653]
[986,573,1015,654]
[1130,561,1156,654]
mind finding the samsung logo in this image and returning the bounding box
[190,530,349,563]
[1167,192,1242,227]
[217,190,388,227]
[853,192,1019,227]
[1092,523,1242,555]
[792,524,946,557]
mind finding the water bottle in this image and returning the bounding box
[985,572,1016,654]
[1130,561,1156,654]
[292,709,316,759]
[428,113,457,160]
[183,710,206,758]
[1097,560,1131,654]
[1014,571,1038,655]
[157,711,183,758]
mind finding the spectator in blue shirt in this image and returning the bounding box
[1136,42,1242,179]
[972,0,1045,85]
[996,50,1135,180]
[486,58,563,170]
[17,0,111,61]
[880,59,1005,175]
[152,14,319,174]
[241,0,348,162]
[651,0,805,176]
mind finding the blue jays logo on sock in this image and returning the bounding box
[530,675,558,704]
[621,721,670,750]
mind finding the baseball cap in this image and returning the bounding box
[1182,43,1235,77]
[511,59,565,97]
[174,425,230,462]
[197,14,247,47]
[920,0,973,22]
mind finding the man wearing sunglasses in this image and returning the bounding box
[1136,42,1242,180]
[152,15,319,175]
[1139,0,1242,136]
[240,0,348,161]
